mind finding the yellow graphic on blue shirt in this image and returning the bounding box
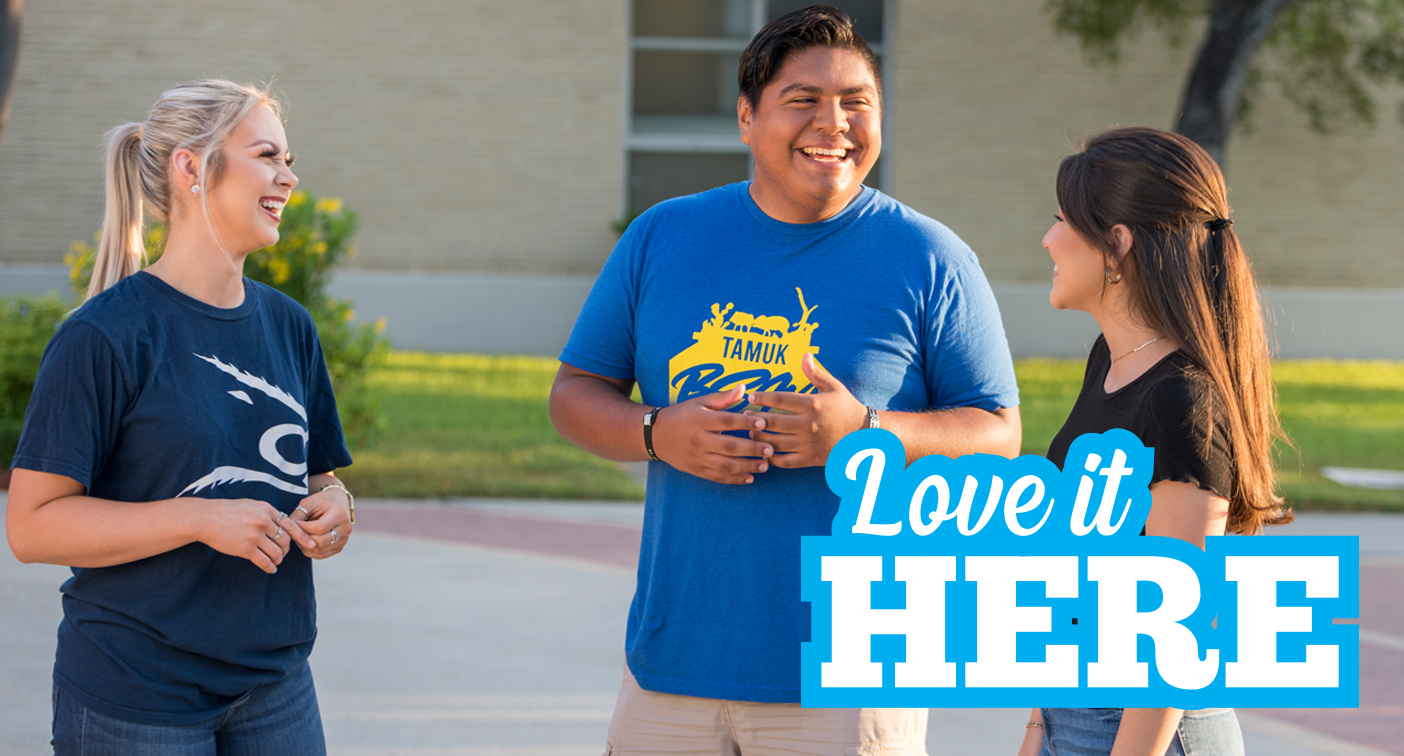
[668,288,827,404]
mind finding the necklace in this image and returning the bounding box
[1112,337,1161,362]
[148,263,196,300]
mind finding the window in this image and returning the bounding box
[626,0,889,218]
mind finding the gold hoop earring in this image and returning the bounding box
[1105,267,1122,285]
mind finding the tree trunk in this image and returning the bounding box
[1175,0,1294,168]
[0,0,22,147]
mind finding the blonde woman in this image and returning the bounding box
[6,80,353,754]
[1017,127,1292,756]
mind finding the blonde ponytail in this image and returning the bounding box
[89,123,147,300]
[83,80,281,301]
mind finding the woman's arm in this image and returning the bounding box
[1143,480,1229,550]
[1109,480,1229,754]
[6,468,313,573]
[1015,708,1044,756]
[1110,708,1183,756]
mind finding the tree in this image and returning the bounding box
[0,0,21,147]
[1047,0,1404,166]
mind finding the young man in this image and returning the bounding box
[550,6,1021,753]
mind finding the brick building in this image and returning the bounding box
[2,0,1400,357]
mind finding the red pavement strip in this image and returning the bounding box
[1244,564,1404,756]
[359,502,1404,753]
[354,502,642,570]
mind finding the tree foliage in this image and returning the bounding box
[1266,0,1404,132]
[0,0,22,146]
[1047,0,1404,162]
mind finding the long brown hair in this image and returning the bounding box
[1056,126,1292,534]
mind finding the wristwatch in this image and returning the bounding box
[643,406,663,461]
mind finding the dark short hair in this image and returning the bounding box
[737,5,882,109]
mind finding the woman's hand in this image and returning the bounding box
[1016,709,1044,756]
[291,475,352,559]
[1110,708,1183,755]
[195,498,314,574]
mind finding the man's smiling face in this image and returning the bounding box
[739,45,882,224]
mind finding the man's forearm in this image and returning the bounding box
[878,406,1022,463]
[549,368,651,463]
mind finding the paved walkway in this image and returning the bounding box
[2,496,1401,755]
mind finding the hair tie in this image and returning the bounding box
[1208,218,1233,232]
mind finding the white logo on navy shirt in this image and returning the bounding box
[179,354,310,497]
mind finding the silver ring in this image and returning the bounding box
[277,512,289,522]
[272,527,283,541]
[330,528,340,544]
[296,506,311,518]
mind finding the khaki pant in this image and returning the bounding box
[604,662,928,756]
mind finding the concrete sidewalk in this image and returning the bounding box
[2,496,1401,755]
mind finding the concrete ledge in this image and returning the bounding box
[1263,287,1404,359]
[4,264,1400,359]
[989,282,1102,358]
[328,271,593,355]
[0,263,71,299]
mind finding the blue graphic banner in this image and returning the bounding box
[800,429,1360,708]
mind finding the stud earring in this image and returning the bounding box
[1105,267,1122,285]
[191,184,201,193]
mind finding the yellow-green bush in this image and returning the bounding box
[0,295,69,466]
[67,190,387,445]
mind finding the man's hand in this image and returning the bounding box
[651,385,775,485]
[745,354,867,469]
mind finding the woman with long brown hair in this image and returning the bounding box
[1016,126,1292,756]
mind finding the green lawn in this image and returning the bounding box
[336,353,643,500]
[338,352,1404,510]
[1271,361,1404,511]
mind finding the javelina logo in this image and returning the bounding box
[178,354,310,497]
[667,288,828,404]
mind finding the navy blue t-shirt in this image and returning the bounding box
[12,272,352,725]
[560,183,1019,702]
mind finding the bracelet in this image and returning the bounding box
[1026,721,1045,729]
[643,406,663,462]
[318,483,355,524]
[866,406,880,429]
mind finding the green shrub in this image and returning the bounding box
[67,190,388,446]
[0,295,68,466]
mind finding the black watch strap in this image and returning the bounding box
[643,406,663,461]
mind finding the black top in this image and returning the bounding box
[1046,335,1233,499]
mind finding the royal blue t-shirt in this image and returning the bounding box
[560,183,1019,702]
[12,272,352,725]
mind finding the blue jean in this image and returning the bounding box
[1040,708,1243,756]
[51,661,326,756]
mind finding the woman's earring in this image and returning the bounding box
[1105,267,1122,285]
[191,184,201,193]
